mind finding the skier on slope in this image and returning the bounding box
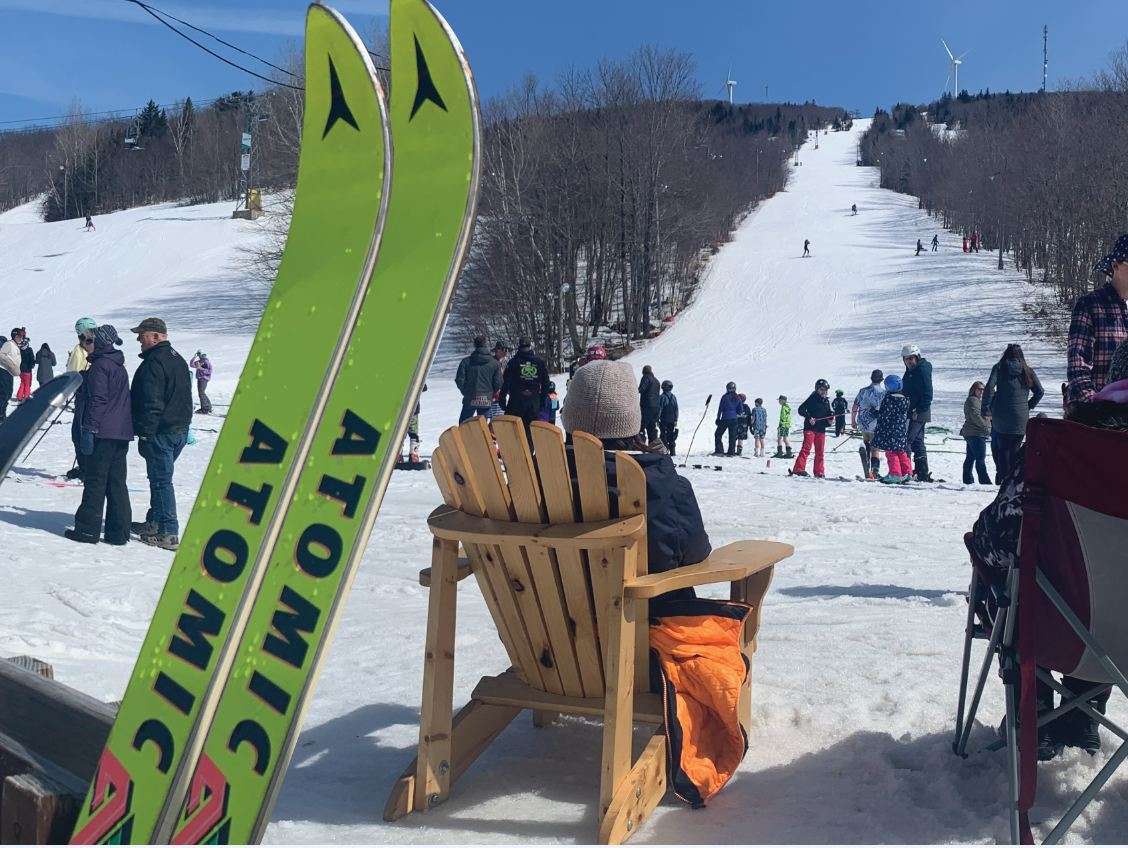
[931,234,940,252]
[500,337,549,429]
[832,389,849,437]
[915,239,925,256]
[790,379,832,478]
[873,374,912,484]
[16,331,33,402]
[658,380,679,456]
[713,382,742,456]
[638,364,661,445]
[851,369,886,479]
[750,397,768,457]
[851,203,857,216]
[803,239,811,258]
[734,393,753,455]
[902,342,934,482]
[774,395,793,458]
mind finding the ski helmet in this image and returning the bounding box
[75,317,97,335]
[884,374,903,392]
[902,343,921,358]
[661,379,673,390]
[835,389,844,396]
[726,381,736,391]
[815,378,830,390]
[547,381,556,392]
[778,394,787,402]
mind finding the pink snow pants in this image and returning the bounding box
[793,430,826,477]
[886,450,912,477]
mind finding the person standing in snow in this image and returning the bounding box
[713,382,742,456]
[851,369,886,479]
[189,350,213,414]
[775,395,793,458]
[1066,233,1128,405]
[734,393,752,455]
[982,343,1044,483]
[0,334,15,423]
[68,317,97,373]
[832,389,848,437]
[851,203,857,216]
[487,340,512,420]
[500,338,549,429]
[873,374,912,483]
[16,330,33,401]
[802,239,811,257]
[129,317,192,551]
[915,239,925,256]
[960,381,992,485]
[751,397,768,457]
[403,383,426,462]
[790,379,832,477]
[658,379,679,456]
[455,336,502,423]
[931,234,940,252]
[64,325,132,545]
[35,343,56,387]
[638,364,661,445]
[84,215,95,231]
[902,343,934,481]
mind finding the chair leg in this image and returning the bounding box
[413,538,460,813]
[955,600,1009,757]
[598,730,667,844]
[731,566,774,735]
[599,577,638,825]
[384,699,520,821]
[1003,651,1021,844]
[953,572,980,753]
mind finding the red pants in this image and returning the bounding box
[792,430,826,477]
[16,372,32,400]
[886,450,912,476]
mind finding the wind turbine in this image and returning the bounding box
[724,66,737,105]
[941,38,969,96]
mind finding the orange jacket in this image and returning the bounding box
[650,599,750,806]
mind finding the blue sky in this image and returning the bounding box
[2,0,1127,128]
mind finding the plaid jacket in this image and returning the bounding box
[1067,283,1128,403]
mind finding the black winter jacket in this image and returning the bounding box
[501,350,549,411]
[455,347,501,401]
[798,391,833,433]
[78,345,134,441]
[131,340,192,437]
[902,358,934,422]
[639,373,661,420]
[658,391,679,425]
[19,345,33,374]
[982,360,1045,436]
[832,397,848,416]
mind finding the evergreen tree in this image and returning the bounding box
[137,99,168,138]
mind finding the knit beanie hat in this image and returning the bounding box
[560,359,641,439]
[92,324,123,351]
[1109,339,1128,383]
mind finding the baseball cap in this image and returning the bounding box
[131,317,167,334]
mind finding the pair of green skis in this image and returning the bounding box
[70,1,479,843]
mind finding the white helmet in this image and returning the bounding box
[901,343,921,358]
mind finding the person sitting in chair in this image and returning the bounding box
[560,359,711,597]
[970,338,1128,761]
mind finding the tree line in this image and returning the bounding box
[858,45,1128,338]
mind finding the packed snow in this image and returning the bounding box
[2,120,1122,844]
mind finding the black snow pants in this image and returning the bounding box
[714,420,737,455]
[660,422,678,457]
[73,438,131,543]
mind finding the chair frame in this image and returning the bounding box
[384,416,793,843]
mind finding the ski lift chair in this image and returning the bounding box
[951,417,1128,844]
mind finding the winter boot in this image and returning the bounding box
[64,528,99,544]
[142,533,180,552]
[772,448,785,459]
[785,447,793,458]
[788,469,809,478]
[131,520,157,537]
[914,456,933,483]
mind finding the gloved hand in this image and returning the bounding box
[137,436,150,457]
[78,429,95,456]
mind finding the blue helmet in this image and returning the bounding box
[884,374,903,392]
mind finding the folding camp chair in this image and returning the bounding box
[383,415,793,843]
[952,417,1128,844]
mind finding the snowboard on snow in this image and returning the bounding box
[0,372,82,481]
[166,0,480,843]
[71,6,394,843]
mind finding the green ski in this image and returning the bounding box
[167,0,481,841]
[71,7,392,843]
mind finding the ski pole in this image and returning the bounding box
[20,402,70,464]
[679,393,713,468]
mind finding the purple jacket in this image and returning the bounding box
[78,346,134,441]
[190,355,213,382]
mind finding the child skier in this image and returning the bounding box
[832,389,848,437]
[775,395,793,458]
[751,397,768,457]
[538,381,560,424]
[658,379,679,456]
[734,393,752,455]
[873,374,911,483]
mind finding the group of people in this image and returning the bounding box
[915,234,940,255]
[0,328,58,415]
[455,336,556,429]
[62,316,193,551]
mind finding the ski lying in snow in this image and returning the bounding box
[166,1,480,842]
[0,373,82,484]
[71,7,393,843]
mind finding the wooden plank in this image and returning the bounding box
[1,771,80,844]
[427,507,646,549]
[614,453,651,706]
[472,671,662,725]
[494,417,584,697]
[599,544,638,822]
[732,564,776,736]
[531,422,604,697]
[0,659,115,784]
[624,540,792,599]
[460,418,562,694]
[453,421,550,690]
[413,538,460,812]
[418,558,473,586]
[598,731,667,845]
[572,432,614,658]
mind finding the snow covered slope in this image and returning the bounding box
[3,124,1119,845]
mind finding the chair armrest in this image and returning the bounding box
[623,540,793,599]
[418,558,473,587]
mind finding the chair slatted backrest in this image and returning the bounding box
[431,416,649,700]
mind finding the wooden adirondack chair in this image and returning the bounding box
[384,415,793,843]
